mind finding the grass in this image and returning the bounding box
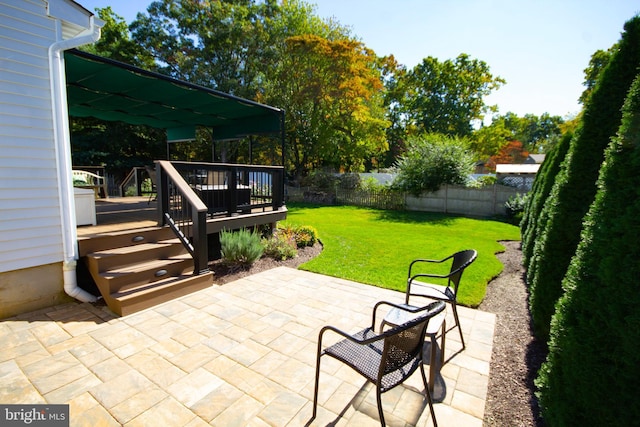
[284,203,521,307]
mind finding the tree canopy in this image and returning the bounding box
[401,54,505,137]
[74,0,581,179]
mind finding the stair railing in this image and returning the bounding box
[156,160,209,275]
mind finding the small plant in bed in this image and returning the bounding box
[220,228,263,269]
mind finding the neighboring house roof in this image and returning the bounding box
[527,154,546,164]
[64,49,284,141]
[495,164,541,174]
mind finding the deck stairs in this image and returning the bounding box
[77,227,213,316]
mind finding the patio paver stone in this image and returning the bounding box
[0,267,495,426]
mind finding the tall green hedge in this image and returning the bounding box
[520,130,572,270]
[536,72,640,426]
[527,16,640,340]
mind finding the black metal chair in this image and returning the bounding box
[390,249,478,350]
[311,300,446,427]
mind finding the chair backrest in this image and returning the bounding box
[72,170,104,185]
[379,301,445,381]
[447,249,478,291]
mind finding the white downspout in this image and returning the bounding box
[49,16,103,302]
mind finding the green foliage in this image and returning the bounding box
[360,177,388,191]
[293,225,319,247]
[262,233,298,260]
[476,175,497,187]
[536,72,640,427]
[220,228,264,266]
[527,16,640,341]
[287,203,520,307]
[337,173,361,190]
[504,193,528,224]
[262,223,319,260]
[265,34,389,177]
[392,133,475,195]
[473,112,564,156]
[401,54,505,137]
[520,130,572,269]
[301,170,338,189]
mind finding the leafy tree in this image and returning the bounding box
[264,34,389,178]
[527,16,640,341]
[485,140,529,171]
[579,45,616,106]
[130,0,280,98]
[536,72,640,427]
[378,55,411,169]
[392,133,475,195]
[81,7,155,68]
[402,54,505,137]
[472,112,564,158]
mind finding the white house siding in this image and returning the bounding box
[0,1,69,317]
[1,0,63,272]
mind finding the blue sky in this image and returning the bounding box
[80,0,639,120]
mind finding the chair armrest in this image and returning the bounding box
[372,300,434,330]
[318,325,382,348]
[408,255,451,278]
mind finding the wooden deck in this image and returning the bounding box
[77,197,158,237]
[77,196,288,238]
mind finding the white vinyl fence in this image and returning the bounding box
[405,184,521,216]
[286,184,523,217]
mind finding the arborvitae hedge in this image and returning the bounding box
[527,16,640,340]
[536,72,640,426]
[520,130,572,270]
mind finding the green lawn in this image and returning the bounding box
[284,203,521,307]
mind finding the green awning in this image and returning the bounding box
[64,49,284,141]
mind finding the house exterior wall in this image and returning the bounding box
[0,263,72,318]
[0,0,93,318]
[1,0,63,272]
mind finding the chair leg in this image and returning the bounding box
[376,388,386,427]
[420,364,438,427]
[311,353,322,421]
[429,334,437,393]
[450,303,465,349]
[440,319,446,365]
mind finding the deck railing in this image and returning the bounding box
[156,161,209,275]
[168,161,284,217]
[155,161,285,275]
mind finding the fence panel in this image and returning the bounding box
[285,184,522,217]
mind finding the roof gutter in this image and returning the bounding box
[49,16,103,303]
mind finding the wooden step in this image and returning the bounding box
[79,226,213,317]
[98,254,193,294]
[78,226,176,256]
[108,272,214,316]
[86,241,187,273]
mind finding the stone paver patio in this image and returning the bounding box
[0,267,494,426]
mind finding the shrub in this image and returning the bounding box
[337,173,361,189]
[220,228,264,266]
[392,133,475,195]
[301,170,338,189]
[536,71,640,427]
[527,16,640,341]
[294,225,318,247]
[520,130,572,270]
[360,177,386,191]
[504,193,528,224]
[262,233,297,260]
